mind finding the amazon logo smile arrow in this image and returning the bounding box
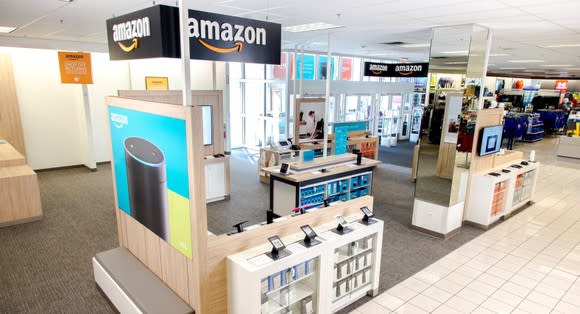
[118,38,139,52]
[198,39,243,54]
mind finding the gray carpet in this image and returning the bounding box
[0,148,485,313]
[0,166,118,313]
[207,148,269,235]
[378,140,414,168]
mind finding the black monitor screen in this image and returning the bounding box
[478,125,503,156]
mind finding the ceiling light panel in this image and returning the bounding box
[0,26,16,33]
[283,22,344,33]
[508,59,544,63]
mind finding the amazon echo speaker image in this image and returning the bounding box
[124,137,169,241]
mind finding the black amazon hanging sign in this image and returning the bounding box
[106,5,281,64]
[363,62,429,77]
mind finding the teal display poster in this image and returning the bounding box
[332,121,368,133]
[108,106,192,259]
[334,126,348,155]
[296,55,315,80]
[318,56,335,80]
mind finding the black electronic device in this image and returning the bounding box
[501,169,511,173]
[299,225,321,247]
[521,161,529,166]
[266,236,290,260]
[360,206,377,225]
[290,144,301,151]
[352,149,362,165]
[280,163,289,174]
[489,172,501,177]
[511,164,522,169]
[279,141,289,146]
[477,125,503,156]
[124,137,169,241]
[332,215,353,235]
[320,168,328,173]
[227,220,248,235]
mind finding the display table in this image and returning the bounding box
[269,154,380,216]
[0,141,42,227]
[228,215,383,314]
[258,147,299,184]
[465,160,539,228]
[204,156,230,203]
[557,136,580,159]
[0,140,25,167]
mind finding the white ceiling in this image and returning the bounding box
[0,0,579,78]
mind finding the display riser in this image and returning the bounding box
[465,161,539,228]
[227,218,383,314]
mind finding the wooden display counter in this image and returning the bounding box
[269,155,381,216]
[258,147,299,184]
[0,141,42,227]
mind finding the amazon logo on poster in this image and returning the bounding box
[187,17,267,54]
[111,17,151,53]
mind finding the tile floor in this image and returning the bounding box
[351,145,580,313]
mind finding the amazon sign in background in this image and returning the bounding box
[363,62,429,78]
[106,5,282,65]
[106,5,180,60]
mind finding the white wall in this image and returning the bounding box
[128,58,217,90]
[87,53,131,163]
[1,46,225,170]
[1,47,130,169]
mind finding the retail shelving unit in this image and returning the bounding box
[522,113,544,142]
[269,155,380,216]
[227,217,383,314]
[465,161,539,228]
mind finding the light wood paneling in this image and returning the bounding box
[0,165,42,225]
[437,143,457,179]
[184,106,208,311]
[204,196,374,314]
[0,141,25,167]
[0,54,26,156]
[159,239,190,302]
[105,96,185,120]
[469,108,505,175]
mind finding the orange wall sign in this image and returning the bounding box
[58,51,93,84]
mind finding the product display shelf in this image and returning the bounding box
[271,164,377,216]
[522,114,544,142]
[465,161,539,228]
[227,217,383,314]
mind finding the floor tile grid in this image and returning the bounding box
[353,163,580,313]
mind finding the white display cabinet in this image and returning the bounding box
[227,217,383,314]
[465,161,539,228]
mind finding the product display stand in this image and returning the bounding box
[465,160,540,228]
[0,140,42,227]
[97,99,377,313]
[227,216,383,314]
[269,154,380,216]
[258,147,300,183]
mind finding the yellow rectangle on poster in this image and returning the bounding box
[145,76,169,90]
[168,189,192,259]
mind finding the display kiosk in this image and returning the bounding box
[268,154,380,216]
[96,95,381,314]
[228,216,383,313]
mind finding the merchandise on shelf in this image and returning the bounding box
[333,236,374,302]
[260,258,318,314]
[536,109,566,134]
